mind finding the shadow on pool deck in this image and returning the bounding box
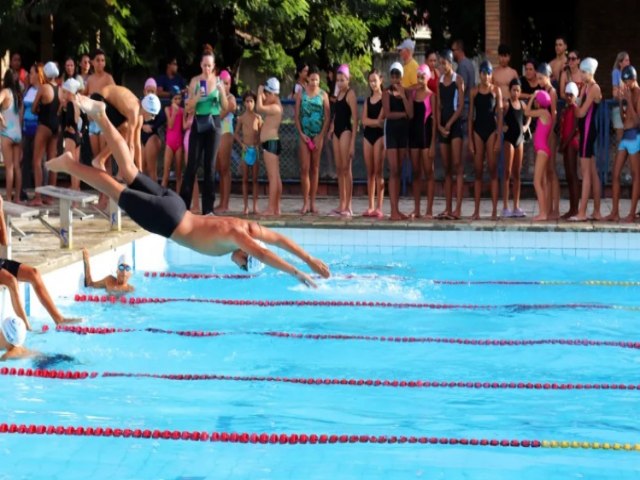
[7,193,639,273]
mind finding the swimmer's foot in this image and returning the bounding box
[77,94,106,119]
[91,157,107,172]
[45,151,74,173]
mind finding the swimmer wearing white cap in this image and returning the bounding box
[82,248,134,293]
[46,95,330,288]
[86,85,161,173]
[0,197,82,328]
[0,317,31,360]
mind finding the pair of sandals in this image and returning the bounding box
[502,208,526,218]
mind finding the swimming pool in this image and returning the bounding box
[1,229,640,479]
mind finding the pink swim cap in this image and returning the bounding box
[337,64,350,80]
[535,90,551,108]
[219,70,231,82]
[144,77,157,89]
[417,64,432,82]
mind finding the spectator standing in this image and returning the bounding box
[549,36,568,85]
[156,57,186,99]
[397,39,419,89]
[519,58,541,101]
[493,44,519,105]
[611,51,631,143]
[256,78,283,216]
[0,70,24,202]
[9,53,28,93]
[20,64,42,200]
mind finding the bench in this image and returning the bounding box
[1,202,41,259]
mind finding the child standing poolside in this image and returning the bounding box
[257,79,283,216]
[234,91,263,215]
[524,90,553,221]
[361,70,385,218]
[559,82,580,219]
[162,86,184,191]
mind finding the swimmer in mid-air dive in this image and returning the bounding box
[83,248,134,293]
[47,94,330,288]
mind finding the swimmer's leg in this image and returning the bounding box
[77,95,139,185]
[46,152,125,202]
[0,269,30,329]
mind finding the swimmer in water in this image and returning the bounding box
[46,94,330,288]
[83,248,134,293]
[0,316,32,360]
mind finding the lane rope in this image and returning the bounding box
[142,271,640,287]
[53,326,640,351]
[72,294,640,311]
[0,423,638,451]
[1,366,638,392]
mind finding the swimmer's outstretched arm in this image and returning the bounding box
[234,232,320,288]
[82,248,109,289]
[1,347,35,361]
[251,224,330,279]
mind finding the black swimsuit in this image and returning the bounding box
[38,85,60,134]
[504,99,524,147]
[118,173,187,238]
[90,93,127,129]
[473,90,497,143]
[63,103,81,145]
[363,97,383,145]
[439,73,462,143]
[0,259,21,278]
[333,90,352,138]
[384,90,408,150]
[409,97,433,149]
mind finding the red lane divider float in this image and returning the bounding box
[142,272,640,287]
[1,366,638,391]
[0,422,546,447]
[54,326,640,351]
[72,294,621,311]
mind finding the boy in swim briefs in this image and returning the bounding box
[234,91,263,215]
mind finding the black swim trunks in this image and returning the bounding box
[262,139,282,155]
[0,259,21,278]
[90,93,127,129]
[118,173,187,238]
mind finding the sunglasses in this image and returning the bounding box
[568,56,578,61]
[118,264,131,272]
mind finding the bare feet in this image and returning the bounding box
[91,157,107,172]
[77,94,106,119]
[408,210,422,219]
[423,212,433,220]
[389,212,408,221]
[45,151,74,173]
[533,214,548,221]
[471,212,480,221]
[621,213,636,223]
[242,207,249,215]
[300,205,309,215]
[561,210,578,220]
[590,213,601,221]
[603,212,620,222]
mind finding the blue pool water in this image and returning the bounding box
[1,236,640,479]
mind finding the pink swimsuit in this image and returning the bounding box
[534,113,552,157]
[165,106,184,153]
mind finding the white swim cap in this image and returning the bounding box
[565,81,579,97]
[44,61,59,79]
[117,253,132,267]
[62,78,81,95]
[141,94,161,115]
[580,57,598,76]
[2,317,26,347]
[264,77,280,94]
[389,61,404,76]
[246,241,266,274]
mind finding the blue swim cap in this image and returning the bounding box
[171,85,181,96]
[622,65,637,81]
[479,60,493,75]
[536,62,552,77]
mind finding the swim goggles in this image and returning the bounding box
[118,264,131,272]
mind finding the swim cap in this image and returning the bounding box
[389,61,404,76]
[417,64,432,81]
[144,77,157,90]
[622,65,637,81]
[117,253,132,267]
[2,317,26,347]
[580,57,598,75]
[441,49,454,64]
[62,78,81,95]
[565,81,579,97]
[479,60,493,75]
[219,70,231,82]
[509,77,521,89]
[246,241,266,274]
[170,85,182,96]
[44,61,59,79]
[535,89,551,108]
[536,62,552,77]
[264,77,280,94]
[337,64,350,80]
[141,94,161,116]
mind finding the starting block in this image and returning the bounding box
[36,186,99,249]
[1,202,41,259]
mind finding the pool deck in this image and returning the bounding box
[7,194,639,274]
